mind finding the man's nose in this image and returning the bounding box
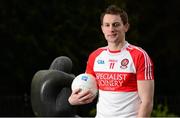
[109,25,115,32]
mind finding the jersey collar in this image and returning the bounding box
[107,41,129,54]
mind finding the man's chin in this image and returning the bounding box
[107,37,117,42]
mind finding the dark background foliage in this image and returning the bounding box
[0,0,179,116]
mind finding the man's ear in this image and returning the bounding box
[124,23,130,32]
[101,25,105,34]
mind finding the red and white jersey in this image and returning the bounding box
[85,42,154,118]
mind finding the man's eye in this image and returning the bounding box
[104,24,110,27]
[113,23,120,27]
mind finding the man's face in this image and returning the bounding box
[101,14,129,43]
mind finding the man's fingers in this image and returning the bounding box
[69,89,95,105]
[79,90,94,101]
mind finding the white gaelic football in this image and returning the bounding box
[71,73,98,96]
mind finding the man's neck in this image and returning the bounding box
[108,40,126,51]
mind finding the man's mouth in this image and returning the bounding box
[108,34,117,38]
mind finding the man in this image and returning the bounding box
[68,5,154,118]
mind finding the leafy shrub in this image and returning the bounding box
[151,103,177,117]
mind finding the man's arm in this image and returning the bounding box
[137,80,154,117]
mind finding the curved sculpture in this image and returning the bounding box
[31,56,77,116]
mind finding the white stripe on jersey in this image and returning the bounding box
[130,46,153,80]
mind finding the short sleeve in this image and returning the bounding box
[136,51,154,80]
[85,53,96,77]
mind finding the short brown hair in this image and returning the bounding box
[100,5,128,25]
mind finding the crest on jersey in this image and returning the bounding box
[120,58,129,69]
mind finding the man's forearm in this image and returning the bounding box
[137,102,153,117]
